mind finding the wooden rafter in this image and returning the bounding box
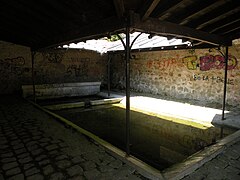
[142,0,161,21]
[200,12,240,31]
[158,0,193,20]
[113,0,125,19]
[211,19,240,33]
[180,0,231,25]
[222,26,240,35]
[1,0,239,49]
[197,6,240,30]
[34,16,125,50]
[132,13,231,46]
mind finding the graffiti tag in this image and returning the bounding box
[0,56,29,76]
[183,55,238,71]
[146,57,182,70]
[193,74,234,85]
[66,64,88,77]
[0,56,25,66]
[42,52,64,63]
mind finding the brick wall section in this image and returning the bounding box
[0,41,107,94]
[111,43,240,107]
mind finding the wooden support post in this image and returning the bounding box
[125,24,130,156]
[221,46,229,138]
[31,51,36,103]
[107,54,111,97]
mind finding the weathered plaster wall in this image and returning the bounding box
[111,44,240,107]
[0,41,107,94]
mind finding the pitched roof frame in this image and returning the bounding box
[0,0,239,50]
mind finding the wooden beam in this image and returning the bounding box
[197,6,240,30]
[201,12,240,32]
[222,26,240,35]
[34,16,125,50]
[227,31,240,40]
[158,0,193,21]
[132,13,231,46]
[142,0,161,21]
[180,0,231,25]
[210,18,240,33]
[113,0,125,19]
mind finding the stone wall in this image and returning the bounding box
[2,39,240,107]
[0,41,32,94]
[34,48,107,85]
[111,43,240,107]
[0,41,107,94]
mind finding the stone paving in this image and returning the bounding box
[0,96,147,180]
[181,139,240,180]
[1,95,240,180]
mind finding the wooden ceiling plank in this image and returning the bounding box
[222,26,240,35]
[113,0,125,19]
[197,6,240,30]
[142,0,161,21]
[132,13,231,46]
[180,0,231,25]
[158,0,193,20]
[34,16,125,50]
[215,21,240,35]
[200,12,240,31]
[226,31,240,40]
[210,19,240,33]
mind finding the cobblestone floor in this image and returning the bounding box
[181,139,240,180]
[1,95,240,180]
[0,96,148,180]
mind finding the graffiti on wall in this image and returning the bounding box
[182,56,198,70]
[0,57,29,76]
[183,55,238,71]
[65,64,88,77]
[42,52,64,63]
[65,58,90,77]
[0,56,25,66]
[146,57,184,70]
[66,64,87,77]
[193,74,234,85]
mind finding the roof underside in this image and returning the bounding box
[0,0,239,50]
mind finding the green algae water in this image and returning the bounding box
[54,104,235,170]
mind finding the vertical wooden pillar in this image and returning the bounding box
[222,46,229,120]
[125,24,130,155]
[221,46,229,138]
[107,54,111,97]
[31,51,36,103]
